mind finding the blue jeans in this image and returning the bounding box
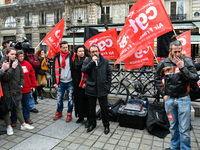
[11,92,32,122]
[57,81,73,113]
[29,92,35,110]
[165,96,191,150]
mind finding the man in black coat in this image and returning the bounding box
[82,45,111,135]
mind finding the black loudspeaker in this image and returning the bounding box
[84,27,99,43]
[157,31,174,57]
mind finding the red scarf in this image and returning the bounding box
[60,51,69,69]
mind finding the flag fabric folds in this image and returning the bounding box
[177,30,191,57]
[43,18,64,59]
[114,0,173,65]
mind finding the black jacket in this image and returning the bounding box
[52,51,74,85]
[155,53,199,98]
[0,57,24,101]
[81,54,111,97]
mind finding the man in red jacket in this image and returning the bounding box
[16,50,37,124]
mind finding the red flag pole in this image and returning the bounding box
[150,46,158,64]
[35,40,43,51]
[173,30,178,39]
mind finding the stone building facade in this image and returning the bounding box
[0,0,65,51]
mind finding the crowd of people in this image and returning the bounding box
[0,38,198,150]
[0,40,112,136]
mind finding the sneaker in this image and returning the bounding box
[7,126,13,135]
[21,123,34,130]
[53,111,62,120]
[66,113,72,122]
[11,122,17,127]
[25,119,33,124]
[30,108,39,113]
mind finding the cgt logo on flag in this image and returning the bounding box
[115,0,173,65]
[84,28,119,60]
[124,42,154,70]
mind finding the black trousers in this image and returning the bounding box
[88,95,109,127]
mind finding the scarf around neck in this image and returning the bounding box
[60,51,69,69]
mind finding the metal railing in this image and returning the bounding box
[168,14,187,20]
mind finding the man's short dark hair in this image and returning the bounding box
[60,41,68,48]
[2,40,9,46]
[169,40,182,50]
[89,45,99,52]
[16,50,24,57]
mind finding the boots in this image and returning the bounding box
[66,113,72,122]
[53,111,62,120]
[38,86,43,100]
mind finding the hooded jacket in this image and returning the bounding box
[155,53,199,98]
[81,54,111,97]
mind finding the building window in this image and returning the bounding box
[25,13,32,26]
[170,1,185,20]
[98,6,112,24]
[101,6,110,20]
[40,11,46,25]
[54,10,62,24]
[5,0,11,4]
[40,33,47,52]
[25,34,32,46]
[72,7,87,25]
[4,16,16,28]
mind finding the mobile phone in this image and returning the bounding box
[5,56,9,62]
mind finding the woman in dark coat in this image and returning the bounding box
[0,47,34,135]
[73,45,89,127]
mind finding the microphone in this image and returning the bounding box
[95,60,98,66]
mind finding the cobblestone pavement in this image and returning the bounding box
[0,98,200,150]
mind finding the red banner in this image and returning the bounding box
[115,0,173,65]
[124,42,154,70]
[84,28,118,60]
[177,30,191,57]
[43,18,64,59]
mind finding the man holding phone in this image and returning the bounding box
[155,39,199,150]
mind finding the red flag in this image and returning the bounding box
[43,18,64,59]
[124,42,154,70]
[84,28,119,60]
[177,30,191,57]
[115,0,173,65]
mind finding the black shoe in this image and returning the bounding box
[76,117,84,123]
[87,125,96,133]
[30,108,39,113]
[39,95,43,100]
[104,126,110,135]
[165,148,172,150]
[0,130,6,135]
[85,120,89,128]
[34,100,38,104]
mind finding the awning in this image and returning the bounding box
[172,23,197,29]
[192,22,200,34]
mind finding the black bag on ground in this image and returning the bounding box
[0,98,8,116]
[146,103,170,138]
[96,99,125,122]
[0,95,18,116]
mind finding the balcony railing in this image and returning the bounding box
[97,18,113,24]
[168,14,187,20]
